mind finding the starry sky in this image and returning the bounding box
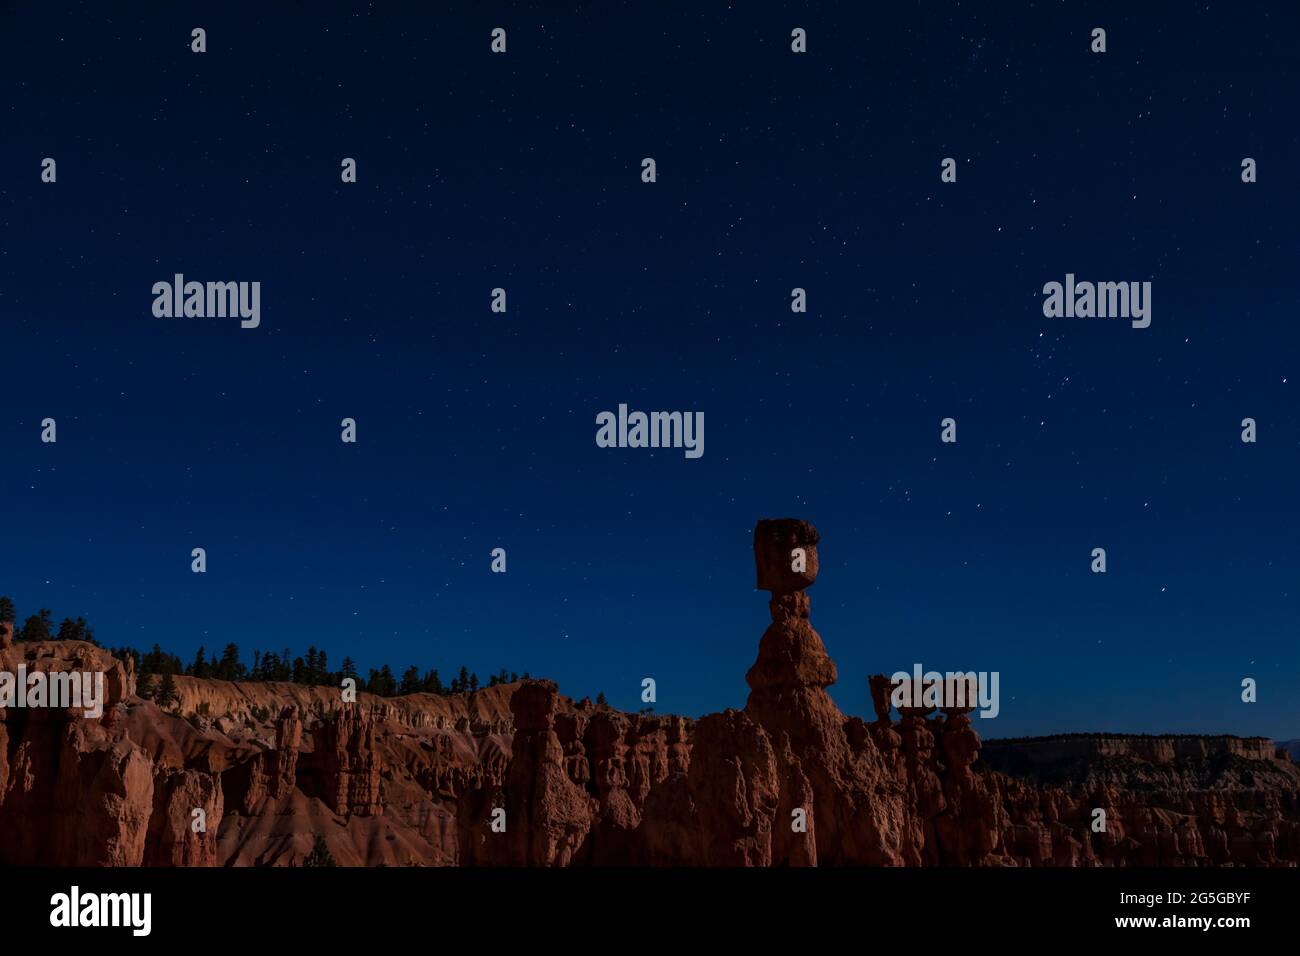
[1,1,1296,738]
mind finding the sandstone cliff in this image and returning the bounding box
[1,521,1296,866]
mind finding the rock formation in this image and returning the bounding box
[2,518,1297,866]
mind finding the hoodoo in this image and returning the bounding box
[1,522,1297,867]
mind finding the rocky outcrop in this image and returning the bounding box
[728,519,907,865]
[978,734,1300,866]
[2,520,1297,866]
[460,681,593,865]
[144,768,223,866]
[299,706,379,816]
[0,641,151,866]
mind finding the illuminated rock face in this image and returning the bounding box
[2,525,1298,867]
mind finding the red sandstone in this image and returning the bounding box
[1,520,1296,866]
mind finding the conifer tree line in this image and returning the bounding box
[0,597,528,701]
[0,598,94,644]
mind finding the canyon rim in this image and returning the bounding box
[0,519,1295,867]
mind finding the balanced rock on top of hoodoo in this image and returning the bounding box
[742,518,910,866]
[753,518,819,592]
[746,519,836,696]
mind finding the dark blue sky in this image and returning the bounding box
[2,1,1296,737]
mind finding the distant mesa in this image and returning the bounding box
[1276,739,1300,762]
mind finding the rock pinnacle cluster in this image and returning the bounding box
[1,520,1296,866]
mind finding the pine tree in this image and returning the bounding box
[18,609,53,643]
[596,692,608,707]
[399,665,420,695]
[0,596,14,624]
[304,646,330,685]
[55,616,94,644]
[216,643,245,682]
[341,657,358,681]
[156,672,179,708]
[303,835,338,867]
[140,643,170,679]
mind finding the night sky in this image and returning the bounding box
[2,1,1296,738]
